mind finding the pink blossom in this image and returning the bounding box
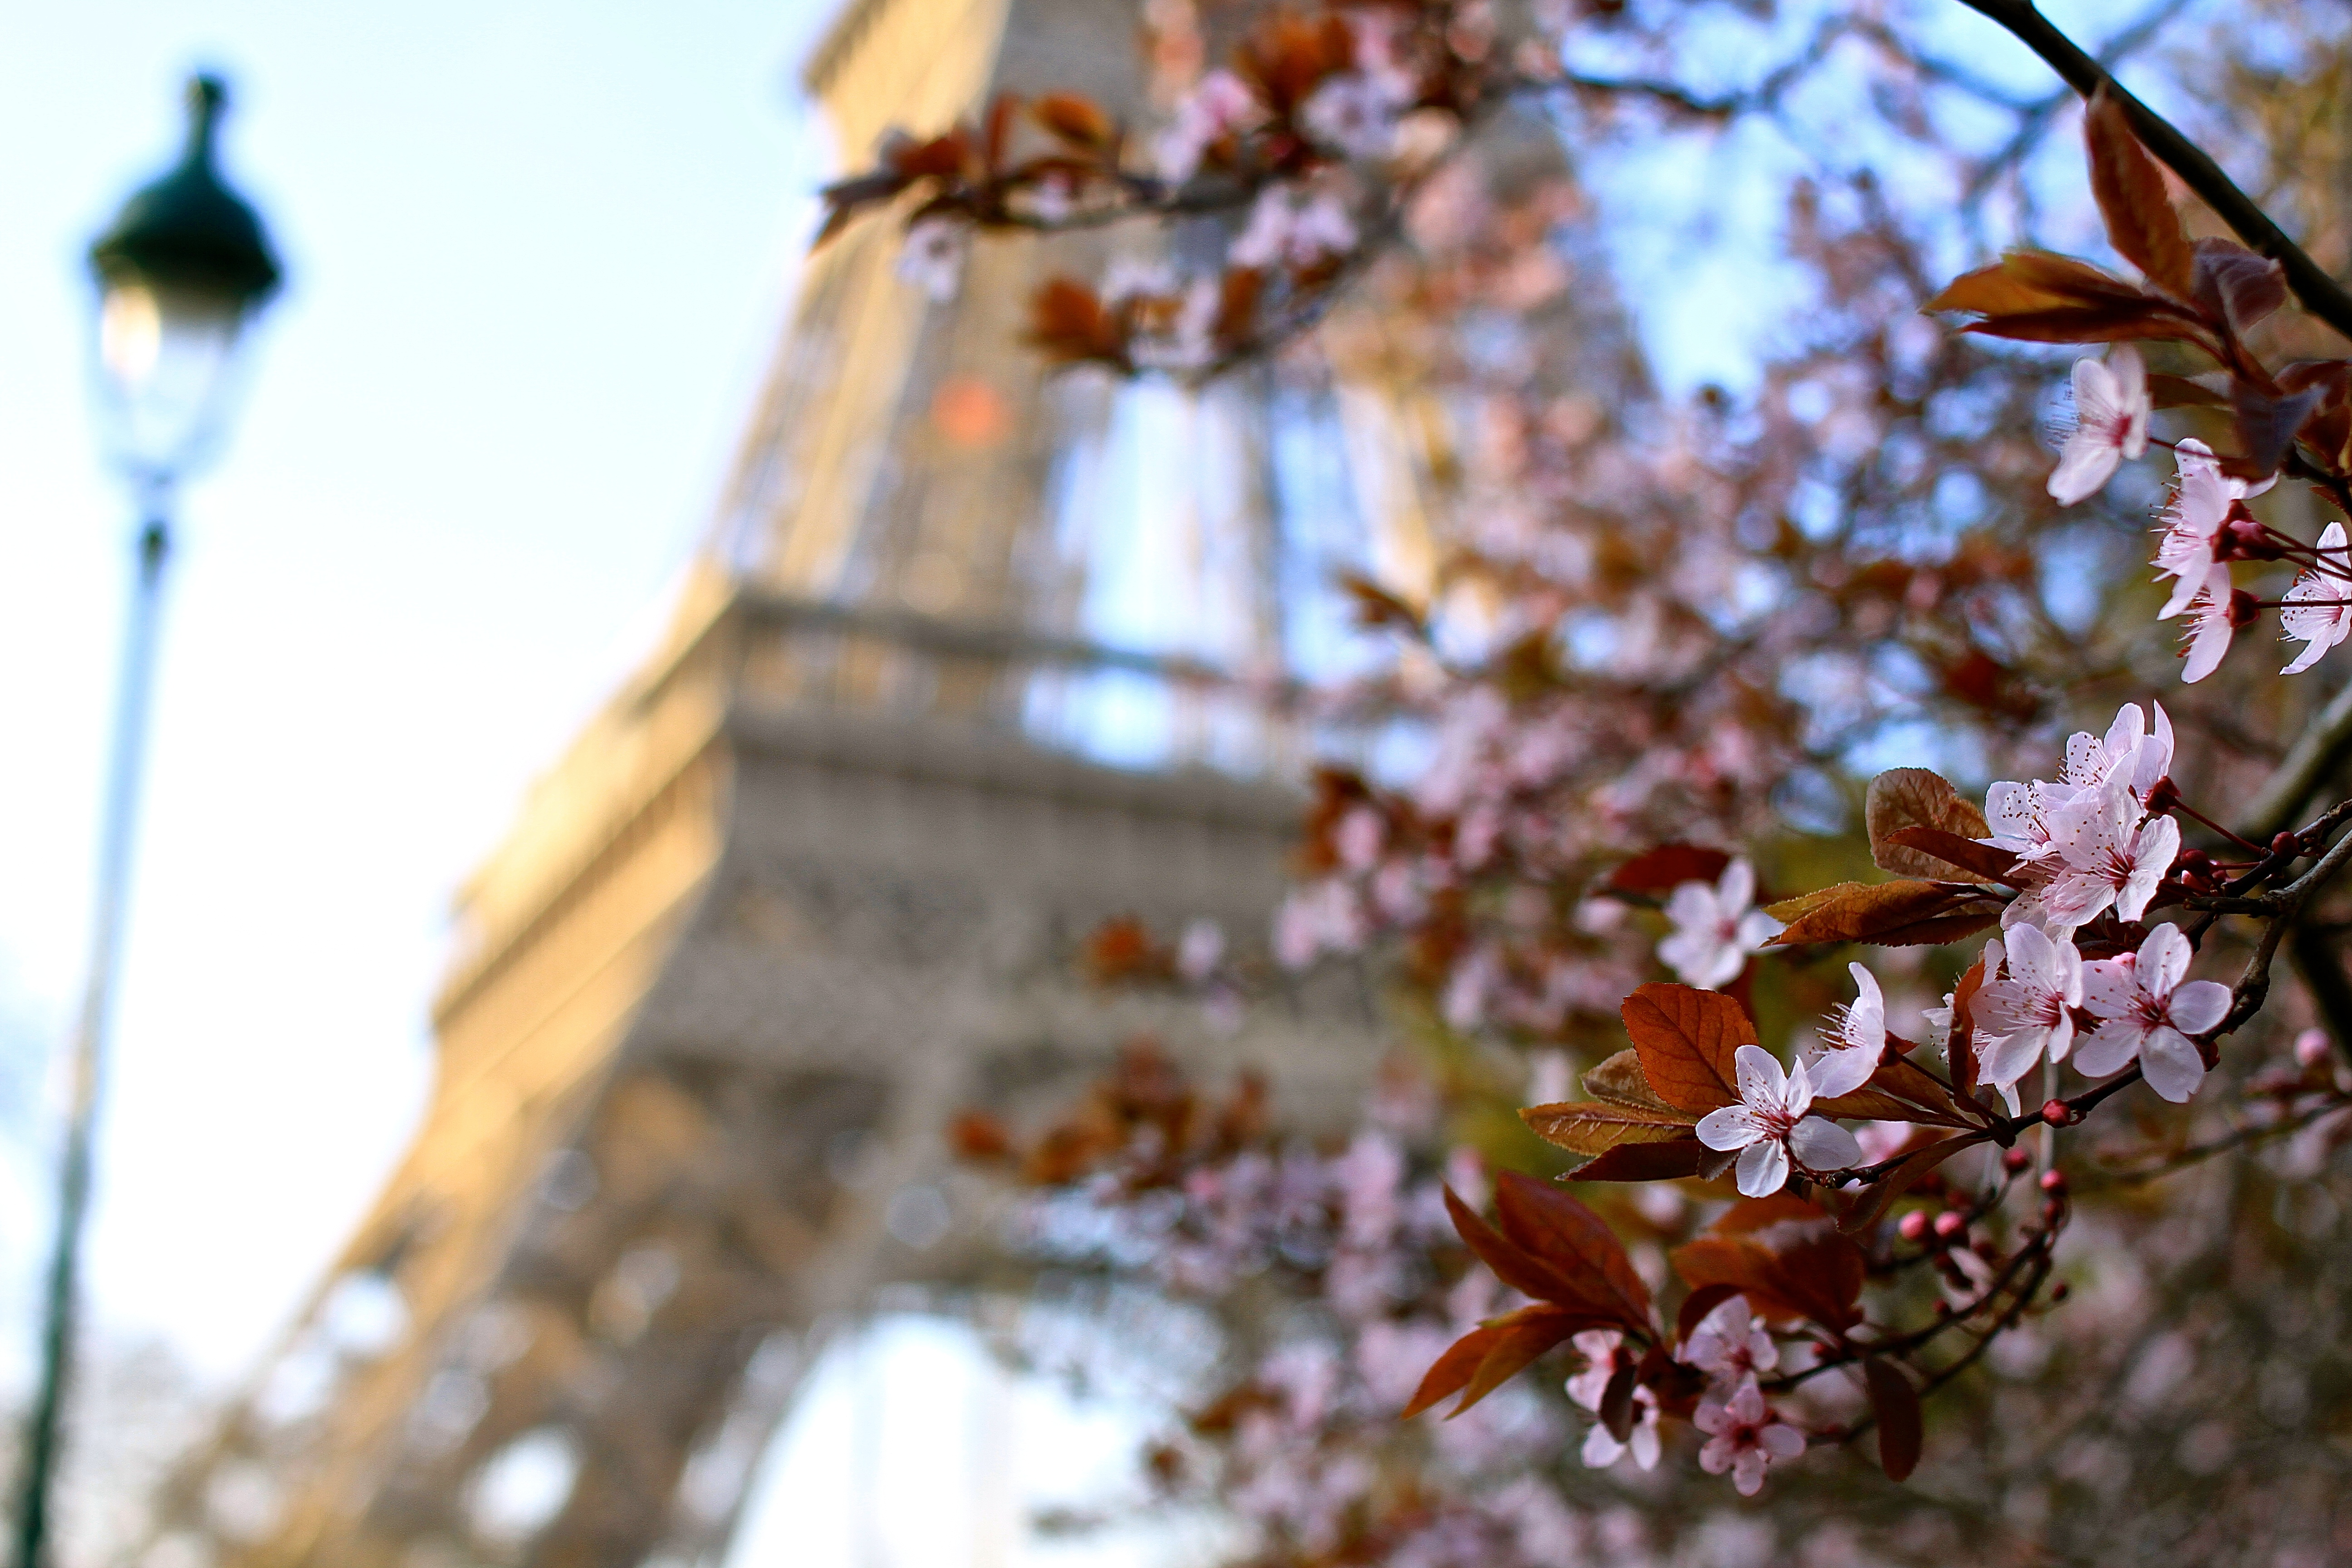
[2154,440,2245,618]
[1679,1294,1777,1392]
[2047,344,2149,504]
[2077,923,2232,1102]
[1803,961,1886,1099]
[1177,918,1226,983]
[1300,71,1410,160]
[2038,780,2180,931]
[1230,188,1359,270]
[2180,570,2240,683]
[1657,858,1781,989]
[1563,1328,1624,1409]
[1695,1046,1863,1197]
[1974,921,2084,1091]
[1983,778,2080,866]
[894,217,965,300]
[2061,700,2174,801]
[1694,1380,1806,1495]
[2280,520,2352,674]
[1155,70,1262,181]
[1580,1387,1661,1471]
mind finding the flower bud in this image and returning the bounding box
[2050,1281,2071,1303]
[1933,1210,1965,1239]
[2296,1028,2332,1068]
[1898,1210,1929,1242]
[2001,1147,2031,1174]
[2041,1099,2071,1127]
[2038,1169,2067,1194]
[2274,830,2303,858]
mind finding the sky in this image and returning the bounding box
[0,0,833,1388]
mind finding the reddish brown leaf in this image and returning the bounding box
[1766,880,2002,948]
[2085,86,2194,297]
[1867,769,1993,880]
[1599,1359,1639,1441]
[1493,1171,1653,1330]
[1336,571,1424,632]
[2193,238,2287,333]
[1957,304,2208,346]
[1865,1358,1925,1481]
[1520,1099,1696,1157]
[1402,1305,1584,1418]
[1031,92,1114,147]
[1028,277,1127,366]
[1671,1196,1866,1329]
[1581,1048,1677,1112]
[947,1110,1014,1161]
[1621,983,1755,1114]
[2146,371,2230,409]
[1924,251,2138,316]
[2231,382,2324,480]
[1607,843,1733,896]
[1883,827,2018,885]
[1444,1186,1646,1330]
[1673,1282,1744,1348]
[1567,1138,1730,1183]
[1948,951,1994,1105]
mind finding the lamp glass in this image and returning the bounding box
[93,278,248,484]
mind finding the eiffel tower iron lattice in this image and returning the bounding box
[129,2,1398,1564]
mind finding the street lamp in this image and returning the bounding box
[11,73,280,1568]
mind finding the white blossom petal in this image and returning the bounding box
[1788,1117,1862,1173]
[1735,1138,1789,1198]
[2138,1025,2207,1102]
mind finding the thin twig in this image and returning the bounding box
[1954,0,2352,343]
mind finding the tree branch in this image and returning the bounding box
[1954,0,2352,343]
[2238,677,2352,843]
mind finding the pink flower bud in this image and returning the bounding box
[2295,1028,2332,1068]
[1932,1211,1965,1239]
[1898,1210,1929,1242]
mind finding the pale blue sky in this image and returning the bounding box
[0,0,839,1382]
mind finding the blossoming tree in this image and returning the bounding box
[834,0,2352,1558]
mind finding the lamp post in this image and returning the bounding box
[10,73,280,1568]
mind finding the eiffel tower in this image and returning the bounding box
[130,2,1394,1565]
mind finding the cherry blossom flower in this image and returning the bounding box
[1974,921,2083,1091]
[1679,1294,1777,1392]
[1564,1329,1661,1470]
[1232,188,1360,271]
[1580,1387,1661,1470]
[1657,858,1780,989]
[1154,69,1261,181]
[1299,71,1411,160]
[2048,344,2149,504]
[2076,923,2233,1102]
[2280,520,2352,674]
[1694,1380,1806,1495]
[1803,961,1886,1099]
[2154,440,2246,618]
[2062,700,2174,801]
[1695,1046,1863,1198]
[1983,779,2080,866]
[2180,572,2241,683]
[895,217,966,300]
[2038,780,2180,931]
